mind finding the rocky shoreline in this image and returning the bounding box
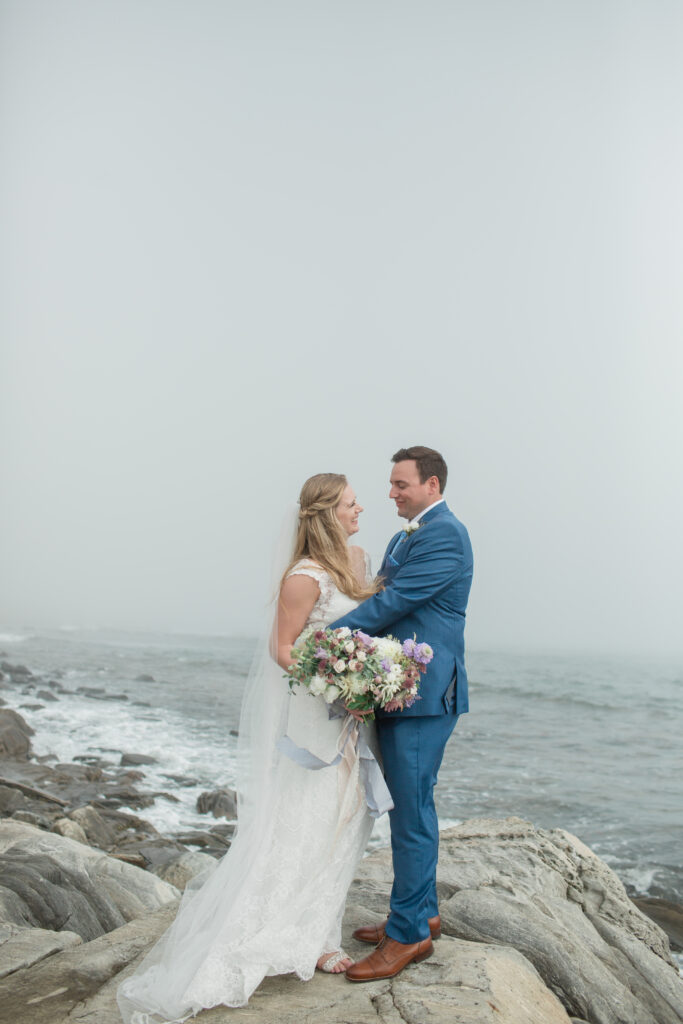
[1,658,683,1024]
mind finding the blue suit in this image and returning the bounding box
[330,501,473,943]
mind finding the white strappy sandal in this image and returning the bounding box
[317,949,352,973]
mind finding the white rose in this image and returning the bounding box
[344,640,355,654]
[336,627,352,638]
[324,684,341,703]
[334,660,347,673]
[356,650,367,662]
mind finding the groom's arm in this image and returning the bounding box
[330,527,466,634]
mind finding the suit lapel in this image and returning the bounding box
[380,530,404,574]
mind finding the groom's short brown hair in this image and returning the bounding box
[392,446,448,493]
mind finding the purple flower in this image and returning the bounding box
[380,658,393,672]
[315,647,327,659]
[402,638,417,657]
[355,631,373,647]
[414,643,433,665]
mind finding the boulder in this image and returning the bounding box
[0,663,32,679]
[155,850,216,890]
[356,818,683,1024]
[120,753,157,767]
[0,784,25,815]
[0,900,179,1024]
[0,821,178,941]
[196,787,238,819]
[51,818,89,844]
[69,805,118,850]
[0,709,34,760]
[0,922,81,981]
[11,809,51,829]
[634,896,683,951]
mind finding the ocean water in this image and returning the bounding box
[1,628,681,909]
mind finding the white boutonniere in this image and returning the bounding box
[403,522,420,536]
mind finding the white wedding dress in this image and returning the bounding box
[117,560,376,1022]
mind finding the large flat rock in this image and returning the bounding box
[0,923,81,980]
[1,817,681,1024]
[357,818,683,1024]
[0,821,179,941]
[0,898,570,1024]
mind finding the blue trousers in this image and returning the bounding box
[377,712,458,944]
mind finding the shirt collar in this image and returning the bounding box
[409,498,445,526]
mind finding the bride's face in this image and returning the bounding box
[336,484,363,536]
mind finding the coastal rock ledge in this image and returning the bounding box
[1,817,682,1024]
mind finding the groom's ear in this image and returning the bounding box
[426,475,441,497]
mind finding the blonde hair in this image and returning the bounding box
[280,473,379,602]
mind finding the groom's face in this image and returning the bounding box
[389,460,438,520]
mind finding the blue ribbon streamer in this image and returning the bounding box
[276,718,394,819]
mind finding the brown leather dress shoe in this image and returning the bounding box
[352,914,441,945]
[346,935,433,982]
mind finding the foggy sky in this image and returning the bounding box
[1,1,682,656]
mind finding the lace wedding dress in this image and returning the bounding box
[117,560,376,1023]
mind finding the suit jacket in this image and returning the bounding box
[330,502,473,717]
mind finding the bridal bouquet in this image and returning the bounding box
[286,627,433,720]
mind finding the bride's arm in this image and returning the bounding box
[349,545,368,586]
[273,574,320,671]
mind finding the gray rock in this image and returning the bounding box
[634,896,683,951]
[0,709,34,759]
[154,850,216,890]
[97,784,156,810]
[51,817,89,844]
[0,902,572,1024]
[196,786,237,819]
[0,662,32,678]
[361,817,682,1024]
[120,752,157,767]
[10,809,51,829]
[0,922,81,980]
[0,900,180,1024]
[36,689,58,702]
[0,783,25,815]
[134,674,155,682]
[0,821,178,941]
[69,805,118,850]
[1,818,680,1024]
[171,828,231,855]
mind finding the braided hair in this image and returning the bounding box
[280,473,378,601]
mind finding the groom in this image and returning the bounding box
[329,445,473,981]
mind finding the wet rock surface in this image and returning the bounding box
[195,786,237,819]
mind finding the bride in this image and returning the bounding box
[117,473,384,1022]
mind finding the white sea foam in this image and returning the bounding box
[0,633,30,643]
[21,690,238,835]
